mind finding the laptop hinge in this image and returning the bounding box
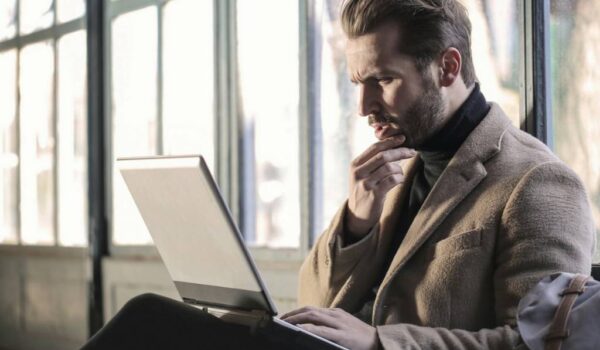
[186,300,271,330]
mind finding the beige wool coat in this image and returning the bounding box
[298,104,596,350]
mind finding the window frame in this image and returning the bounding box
[520,0,553,145]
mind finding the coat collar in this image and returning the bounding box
[376,103,512,296]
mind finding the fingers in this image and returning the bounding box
[280,306,308,320]
[352,136,406,168]
[354,147,416,179]
[376,173,406,194]
[360,160,404,191]
[281,306,345,320]
[280,307,342,329]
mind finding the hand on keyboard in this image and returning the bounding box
[281,306,379,350]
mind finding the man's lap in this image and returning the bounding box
[81,293,278,350]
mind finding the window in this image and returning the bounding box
[0,49,18,244]
[470,0,521,126]
[550,0,600,262]
[0,1,17,41]
[237,0,301,248]
[57,30,87,246]
[0,0,87,247]
[20,0,54,35]
[19,41,55,245]
[108,0,215,247]
[111,6,158,246]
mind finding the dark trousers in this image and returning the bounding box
[81,293,289,350]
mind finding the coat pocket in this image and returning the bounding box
[432,228,483,259]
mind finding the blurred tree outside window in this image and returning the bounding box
[550,0,600,262]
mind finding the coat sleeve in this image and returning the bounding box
[298,200,383,308]
[375,161,595,350]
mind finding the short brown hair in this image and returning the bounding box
[341,0,476,86]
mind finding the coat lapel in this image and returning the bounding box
[378,103,512,290]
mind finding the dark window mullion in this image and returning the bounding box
[15,0,22,245]
[156,3,164,155]
[521,0,552,144]
[215,0,240,228]
[531,0,553,146]
[299,0,321,252]
[86,0,108,337]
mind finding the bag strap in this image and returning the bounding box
[544,274,590,350]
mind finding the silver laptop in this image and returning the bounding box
[118,155,347,350]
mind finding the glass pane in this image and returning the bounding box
[19,41,55,245]
[20,0,54,35]
[468,0,521,127]
[57,0,85,23]
[0,50,18,244]
[58,31,87,247]
[0,0,17,40]
[238,0,300,247]
[550,0,600,262]
[111,7,158,245]
[316,0,365,234]
[316,0,522,234]
[163,0,215,170]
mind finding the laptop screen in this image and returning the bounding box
[118,156,276,314]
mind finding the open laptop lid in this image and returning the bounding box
[118,155,278,316]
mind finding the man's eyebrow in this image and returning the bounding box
[370,69,400,77]
[350,69,400,84]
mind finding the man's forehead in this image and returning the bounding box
[345,22,411,79]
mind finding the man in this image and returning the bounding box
[280,0,595,349]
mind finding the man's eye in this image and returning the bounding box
[377,77,393,85]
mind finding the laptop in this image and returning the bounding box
[118,155,348,350]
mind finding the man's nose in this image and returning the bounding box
[357,84,379,117]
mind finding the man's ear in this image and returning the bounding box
[438,47,462,87]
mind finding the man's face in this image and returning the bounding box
[346,22,447,149]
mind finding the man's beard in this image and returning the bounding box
[368,76,445,149]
